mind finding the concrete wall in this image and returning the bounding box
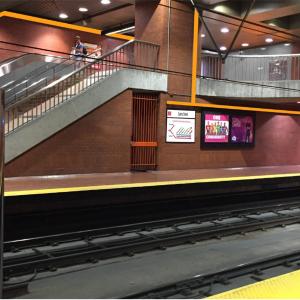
[197,78,300,99]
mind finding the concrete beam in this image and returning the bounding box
[197,78,300,100]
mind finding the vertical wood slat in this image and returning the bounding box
[131,92,159,170]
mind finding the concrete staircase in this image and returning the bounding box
[6,69,167,163]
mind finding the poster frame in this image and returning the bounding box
[166,109,196,144]
[200,109,256,148]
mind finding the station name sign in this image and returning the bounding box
[166,109,196,143]
[167,110,196,119]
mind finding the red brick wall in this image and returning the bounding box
[0,17,123,62]
[135,0,194,96]
[5,90,132,177]
[5,91,300,177]
[158,95,300,170]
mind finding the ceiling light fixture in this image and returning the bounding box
[79,7,88,12]
[265,38,273,43]
[241,43,249,47]
[59,13,68,19]
[220,46,227,51]
[221,27,229,33]
[269,23,276,27]
[261,47,266,50]
[284,43,291,46]
[101,0,111,4]
[201,33,206,38]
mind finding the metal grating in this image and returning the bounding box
[131,92,159,171]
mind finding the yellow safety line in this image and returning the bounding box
[167,100,300,115]
[191,9,199,104]
[0,11,134,41]
[209,269,300,299]
[5,172,300,197]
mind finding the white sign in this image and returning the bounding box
[166,118,195,143]
[167,109,195,119]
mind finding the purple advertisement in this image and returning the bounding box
[231,115,254,144]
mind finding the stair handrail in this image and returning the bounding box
[0,54,28,68]
[3,46,106,93]
[6,39,160,110]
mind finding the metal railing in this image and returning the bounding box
[5,40,160,135]
[201,53,300,82]
[4,48,105,104]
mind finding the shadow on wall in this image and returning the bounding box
[242,113,300,167]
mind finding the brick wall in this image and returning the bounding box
[0,17,123,62]
[5,90,132,177]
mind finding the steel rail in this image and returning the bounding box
[4,198,300,252]
[4,202,300,280]
[125,249,300,298]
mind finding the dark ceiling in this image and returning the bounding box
[197,0,300,51]
[1,0,300,51]
[0,0,135,30]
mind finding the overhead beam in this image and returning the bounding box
[248,4,300,22]
[223,0,256,60]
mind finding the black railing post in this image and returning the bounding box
[0,89,4,298]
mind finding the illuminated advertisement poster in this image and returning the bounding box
[166,110,195,143]
[204,113,229,143]
[231,115,254,144]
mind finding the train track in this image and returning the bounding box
[4,200,300,283]
[125,249,300,298]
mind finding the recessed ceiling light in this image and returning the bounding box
[201,33,206,38]
[284,43,291,46]
[265,38,273,43]
[220,46,227,51]
[79,7,88,12]
[241,43,249,47]
[101,0,111,4]
[59,13,68,19]
[261,47,266,50]
[221,27,229,33]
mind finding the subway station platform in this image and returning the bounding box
[5,165,300,196]
[5,165,300,240]
[211,269,300,299]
